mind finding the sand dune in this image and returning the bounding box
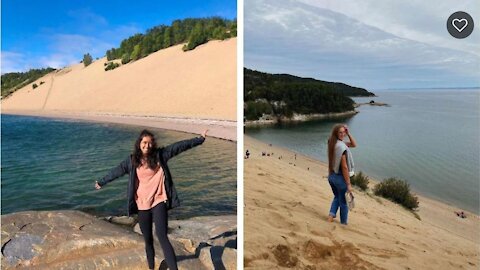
[2,39,236,121]
[244,136,479,269]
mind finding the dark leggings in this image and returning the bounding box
[138,202,178,270]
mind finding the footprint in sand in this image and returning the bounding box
[272,244,298,267]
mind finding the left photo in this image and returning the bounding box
[1,1,237,269]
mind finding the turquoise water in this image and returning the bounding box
[1,115,236,219]
[246,89,480,213]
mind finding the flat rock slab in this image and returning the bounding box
[1,210,206,269]
[169,215,237,248]
[134,215,237,269]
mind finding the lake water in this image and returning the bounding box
[1,115,237,219]
[246,89,480,213]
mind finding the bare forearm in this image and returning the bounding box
[342,166,351,185]
[347,134,357,147]
[341,160,351,185]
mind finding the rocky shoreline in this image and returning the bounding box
[354,100,389,108]
[1,211,236,269]
[244,110,358,127]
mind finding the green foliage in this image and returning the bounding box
[121,53,131,64]
[104,62,120,71]
[373,178,419,210]
[164,27,172,48]
[227,19,237,36]
[350,171,369,191]
[83,53,93,67]
[32,83,38,89]
[172,20,185,43]
[104,17,237,61]
[130,44,142,60]
[244,68,366,120]
[106,49,116,61]
[245,68,374,99]
[212,26,228,40]
[245,101,273,121]
[243,68,375,121]
[1,68,55,97]
[184,22,207,51]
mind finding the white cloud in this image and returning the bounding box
[50,34,114,56]
[2,9,142,73]
[298,0,480,56]
[245,0,480,89]
[1,51,28,73]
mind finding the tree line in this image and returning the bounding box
[1,68,56,98]
[244,68,373,121]
[105,17,236,64]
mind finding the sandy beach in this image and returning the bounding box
[2,110,236,141]
[1,39,236,140]
[244,136,479,269]
[244,111,358,127]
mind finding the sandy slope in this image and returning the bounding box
[244,136,479,269]
[1,39,236,121]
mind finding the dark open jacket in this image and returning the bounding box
[97,136,205,216]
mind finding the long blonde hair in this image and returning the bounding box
[328,124,345,173]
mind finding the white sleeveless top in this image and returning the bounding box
[333,140,355,176]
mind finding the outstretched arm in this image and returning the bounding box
[162,130,208,161]
[95,156,130,189]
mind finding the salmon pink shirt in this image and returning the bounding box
[135,163,168,210]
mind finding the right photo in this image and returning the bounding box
[243,0,479,269]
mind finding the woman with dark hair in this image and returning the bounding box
[95,129,208,270]
[327,124,356,225]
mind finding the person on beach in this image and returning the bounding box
[327,124,356,225]
[95,129,208,270]
[455,211,467,219]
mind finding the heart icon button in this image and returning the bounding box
[447,11,474,39]
[452,18,468,32]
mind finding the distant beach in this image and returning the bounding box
[3,110,236,141]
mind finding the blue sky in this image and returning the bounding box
[1,0,236,73]
[245,0,479,90]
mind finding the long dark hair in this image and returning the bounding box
[133,129,159,169]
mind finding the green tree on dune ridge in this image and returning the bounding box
[83,53,93,67]
[105,17,237,63]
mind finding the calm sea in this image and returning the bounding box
[1,115,236,219]
[246,89,480,213]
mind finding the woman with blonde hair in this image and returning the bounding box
[327,124,356,225]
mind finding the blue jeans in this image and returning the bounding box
[328,173,349,224]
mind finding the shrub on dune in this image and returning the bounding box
[104,62,120,71]
[350,171,369,191]
[374,177,419,210]
[83,53,93,67]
